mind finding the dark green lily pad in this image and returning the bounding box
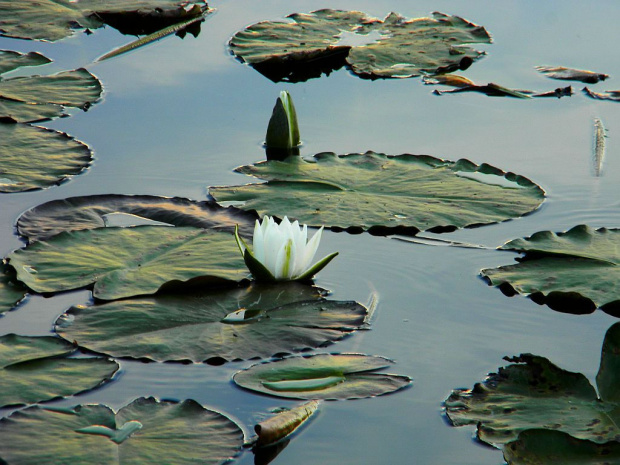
[481,225,620,314]
[230,10,491,82]
[209,152,545,236]
[233,353,411,400]
[0,334,118,408]
[0,120,93,193]
[0,397,244,464]
[0,50,51,75]
[0,263,27,314]
[55,282,368,363]
[503,429,620,465]
[7,226,248,300]
[0,0,207,42]
[0,68,101,109]
[16,194,259,242]
[444,323,620,446]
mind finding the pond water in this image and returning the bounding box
[1,1,620,463]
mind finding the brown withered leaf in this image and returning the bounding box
[536,66,609,84]
[254,400,320,447]
[583,87,620,102]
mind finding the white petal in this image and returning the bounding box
[252,219,265,263]
[263,220,285,274]
[274,238,295,280]
[298,226,323,275]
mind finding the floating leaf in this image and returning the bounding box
[0,0,207,42]
[0,397,244,464]
[7,226,248,300]
[422,74,476,87]
[0,68,101,109]
[583,87,620,102]
[0,98,65,123]
[0,120,92,193]
[0,263,27,314]
[481,225,620,314]
[55,282,368,363]
[503,429,620,465]
[433,82,533,98]
[536,66,609,84]
[0,334,118,408]
[230,10,491,82]
[445,323,620,446]
[210,151,544,236]
[97,5,211,62]
[16,194,258,242]
[0,50,51,76]
[233,353,411,400]
[254,400,320,447]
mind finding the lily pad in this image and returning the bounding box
[444,323,620,446]
[0,263,28,314]
[55,282,368,363]
[7,226,248,300]
[229,10,491,82]
[481,225,620,314]
[0,120,93,193]
[233,353,411,400]
[503,429,620,465]
[209,152,545,235]
[16,194,258,242]
[0,334,118,408]
[0,50,51,76]
[0,397,244,464]
[0,67,101,108]
[0,0,207,42]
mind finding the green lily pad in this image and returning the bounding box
[0,67,102,109]
[0,263,27,314]
[233,353,411,400]
[0,98,65,123]
[209,152,544,235]
[55,282,368,363]
[0,397,244,464]
[0,0,207,42]
[16,194,258,242]
[229,10,491,82]
[0,120,93,193]
[481,225,620,314]
[0,334,118,408]
[503,429,620,465]
[444,323,620,446]
[0,50,51,76]
[7,226,248,300]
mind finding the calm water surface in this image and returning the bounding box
[1,1,620,463]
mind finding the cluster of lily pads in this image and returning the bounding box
[1,2,620,464]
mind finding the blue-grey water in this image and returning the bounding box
[1,1,620,463]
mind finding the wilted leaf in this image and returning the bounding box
[481,225,620,314]
[97,5,212,62]
[445,323,620,446]
[55,282,368,363]
[16,194,258,242]
[503,429,620,465]
[422,74,476,87]
[230,9,491,82]
[0,0,207,42]
[0,50,51,76]
[254,400,320,447]
[0,120,92,193]
[0,334,118,408]
[209,151,545,235]
[0,263,27,314]
[536,66,608,84]
[7,226,248,300]
[433,82,533,98]
[0,397,244,464]
[233,353,411,400]
[583,87,620,102]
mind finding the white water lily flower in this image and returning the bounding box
[235,216,338,282]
